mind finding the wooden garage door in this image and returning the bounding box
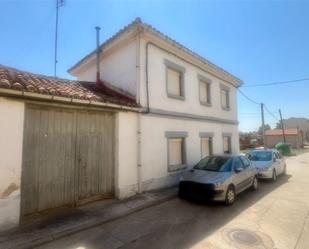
[76,111,114,204]
[21,105,115,216]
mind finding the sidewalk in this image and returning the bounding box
[0,187,177,249]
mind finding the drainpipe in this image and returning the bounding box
[137,114,142,193]
[136,28,142,194]
[145,42,151,113]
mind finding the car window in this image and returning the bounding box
[240,156,251,168]
[247,151,272,161]
[194,156,232,172]
[233,157,244,171]
[276,152,282,159]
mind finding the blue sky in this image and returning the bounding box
[1,0,309,132]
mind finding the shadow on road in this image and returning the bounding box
[123,174,292,249]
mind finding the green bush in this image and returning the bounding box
[275,142,292,156]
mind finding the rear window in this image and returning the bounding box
[194,156,232,172]
[247,151,272,161]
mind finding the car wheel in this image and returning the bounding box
[272,169,277,182]
[251,176,258,191]
[225,186,236,206]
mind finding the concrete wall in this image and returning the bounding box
[265,135,302,149]
[0,97,24,231]
[140,115,239,191]
[115,112,138,199]
[76,38,137,97]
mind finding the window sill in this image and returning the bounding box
[168,164,187,172]
[222,107,231,111]
[167,94,185,101]
[200,101,212,107]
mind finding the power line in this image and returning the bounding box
[237,88,260,105]
[242,77,309,88]
[264,105,280,122]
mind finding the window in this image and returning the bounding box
[233,157,244,171]
[165,131,187,172]
[199,81,211,105]
[220,84,230,110]
[240,156,251,168]
[247,151,272,161]
[201,137,212,158]
[200,132,214,158]
[223,136,232,154]
[194,156,232,172]
[167,68,182,96]
[276,151,283,159]
[165,59,185,100]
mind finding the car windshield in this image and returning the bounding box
[247,151,272,161]
[194,156,232,172]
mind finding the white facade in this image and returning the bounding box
[70,21,241,196]
[0,20,242,231]
[0,97,24,231]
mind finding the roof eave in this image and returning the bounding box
[68,18,243,86]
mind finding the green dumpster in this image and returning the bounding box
[275,142,292,156]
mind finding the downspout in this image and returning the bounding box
[145,42,151,113]
[136,28,143,194]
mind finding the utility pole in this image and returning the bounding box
[261,103,266,146]
[279,109,286,143]
[54,0,65,77]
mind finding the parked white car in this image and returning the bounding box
[246,149,287,181]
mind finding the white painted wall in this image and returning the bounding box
[140,115,239,191]
[115,112,138,199]
[0,97,24,231]
[71,31,241,198]
[139,38,238,121]
[76,39,137,97]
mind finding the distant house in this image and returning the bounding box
[283,118,309,144]
[239,132,262,150]
[265,128,303,148]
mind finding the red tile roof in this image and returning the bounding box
[265,128,299,136]
[0,65,138,107]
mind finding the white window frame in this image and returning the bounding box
[223,133,232,154]
[198,75,212,106]
[199,132,214,158]
[165,131,187,172]
[220,84,230,110]
[165,59,186,100]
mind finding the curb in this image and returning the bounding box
[12,193,177,249]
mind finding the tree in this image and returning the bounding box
[276,122,283,129]
[258,124,271,134]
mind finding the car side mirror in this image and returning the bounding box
[235,167,243,173]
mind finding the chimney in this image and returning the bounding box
[95,26,101,85]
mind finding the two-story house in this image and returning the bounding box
[69,18,242,197]
[0,18,242,231]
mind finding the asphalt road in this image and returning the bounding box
[37,152,309,249]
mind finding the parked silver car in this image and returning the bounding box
[178,155,258,205]
[246,149,287,181]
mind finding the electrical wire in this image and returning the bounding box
[242,77,309,88]
[264,105,280,121]
[237,88,260,105]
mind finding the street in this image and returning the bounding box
[37,152,309,249]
